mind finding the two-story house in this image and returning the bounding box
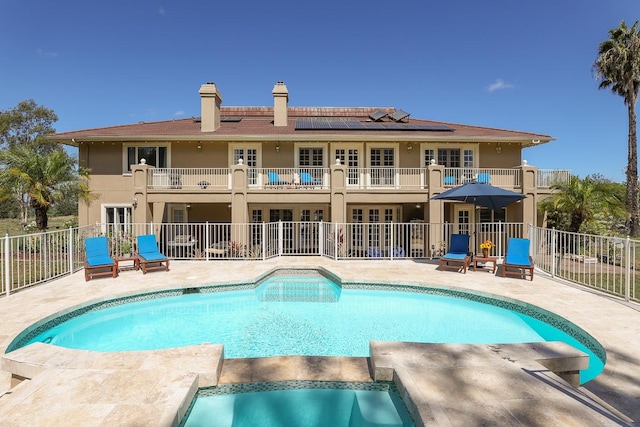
[51,82,567,257]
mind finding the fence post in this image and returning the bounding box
[551,227,556,278]
[205,221,210,261]
[68,226,74,275]
[334,224,338,260]
[390,222,394,260]
[4,233,9,297]
[262,222,266,260]
[625,236,631,302]
[318,221,323,256]
[278,220,283,256]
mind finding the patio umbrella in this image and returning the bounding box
[430,181,526,254]
[430,181,525,211]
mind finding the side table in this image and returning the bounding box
[116,256,140,272]
[472,255,497,273]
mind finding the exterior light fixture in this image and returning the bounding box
[132,198,138,208]
[407,144,413,151]
[275,143,280,153]
[496,143,502,154]
[197,143,202,150]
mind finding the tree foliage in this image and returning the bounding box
[0,145,93,230]
[593,20,640,236]
[539,175,625,235]
[0,99,58,153]
[0,100,93,229]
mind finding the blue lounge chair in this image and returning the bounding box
[392,247,405,258]
[477,173,491,184]
[502,238,534,280]
[440,234,470,273]
[84,236,117,281]
[443,176,456,185]
[267,171,290,186]
[367,247,382,258]
[300,171,321,186]
[137,234,170,274]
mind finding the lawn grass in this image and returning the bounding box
[0,216,76,236]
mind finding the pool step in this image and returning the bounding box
[256,278,341,302]
[350,390,411,427]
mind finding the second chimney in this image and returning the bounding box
[272,81,289,127]
[199,82,223,132]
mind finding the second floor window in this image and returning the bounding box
[125,145,168,172]
[299,147,324,166]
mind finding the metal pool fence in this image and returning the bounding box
[0,223,637,303]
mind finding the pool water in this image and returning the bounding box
[20,276,604,383]
[182,382,415,427]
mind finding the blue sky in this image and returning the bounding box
[1,0,638,182]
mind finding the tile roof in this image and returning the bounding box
[51,106,554,145]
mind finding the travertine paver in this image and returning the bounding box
[0,257,637,426]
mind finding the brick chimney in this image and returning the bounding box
[199,82,223,132]
[272,81,289,127]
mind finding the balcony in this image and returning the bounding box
[145,166,571,192]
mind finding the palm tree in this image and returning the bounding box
[0,144,93,231]
[593,20,640,236]
[540,176,624,233]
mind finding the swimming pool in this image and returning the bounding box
[8,270,605,383]
[181,381,415,427]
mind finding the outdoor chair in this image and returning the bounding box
[300,171,321,186]
[392,247,405,258]
[477,173,491,184]
[440,234,471,273]
[137,234,170,274]
[84,236,117,281]
[267,172,290,186]
[501,238,534,280]
[367,247,382,258]
[443,176,456,185]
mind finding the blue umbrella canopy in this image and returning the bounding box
[430,181,526,210]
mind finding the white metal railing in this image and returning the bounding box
[148,168,231,190]
[3,221,636,303]
[253,168,330,189]
[145,167,570,191]
[530,225,637,302]
[537,169,572,188]
[443,168,521,188]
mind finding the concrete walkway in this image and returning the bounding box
[0,258,638,426]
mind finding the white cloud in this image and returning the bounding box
[36,48,58,58]
[174,110,185,116]
[487,79,514,92]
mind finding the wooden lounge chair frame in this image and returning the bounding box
[84,236,118,282]
[501,238,534,281]
[137,235,170,274]
[440,234,471,273]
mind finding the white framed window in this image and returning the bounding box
[123,143,170,174]
[229,143,261,186]
[295,143,328,168]
[420,144,478,167]
[101,204,134,234]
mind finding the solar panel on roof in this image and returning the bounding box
[368,110,388,121]
[295,118,454,132]
[390,109,410,122]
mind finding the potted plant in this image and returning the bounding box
[480,240,495,258]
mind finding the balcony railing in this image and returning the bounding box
[146,167,571,191]
[538,169,572,188]
[148,168,230,190]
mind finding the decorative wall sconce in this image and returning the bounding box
[275,143,280,153]
[407,144,413,151]
[496,143,502,154]
[186,204,191,209]
[132,198,138,208]
[197,143,202,151]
